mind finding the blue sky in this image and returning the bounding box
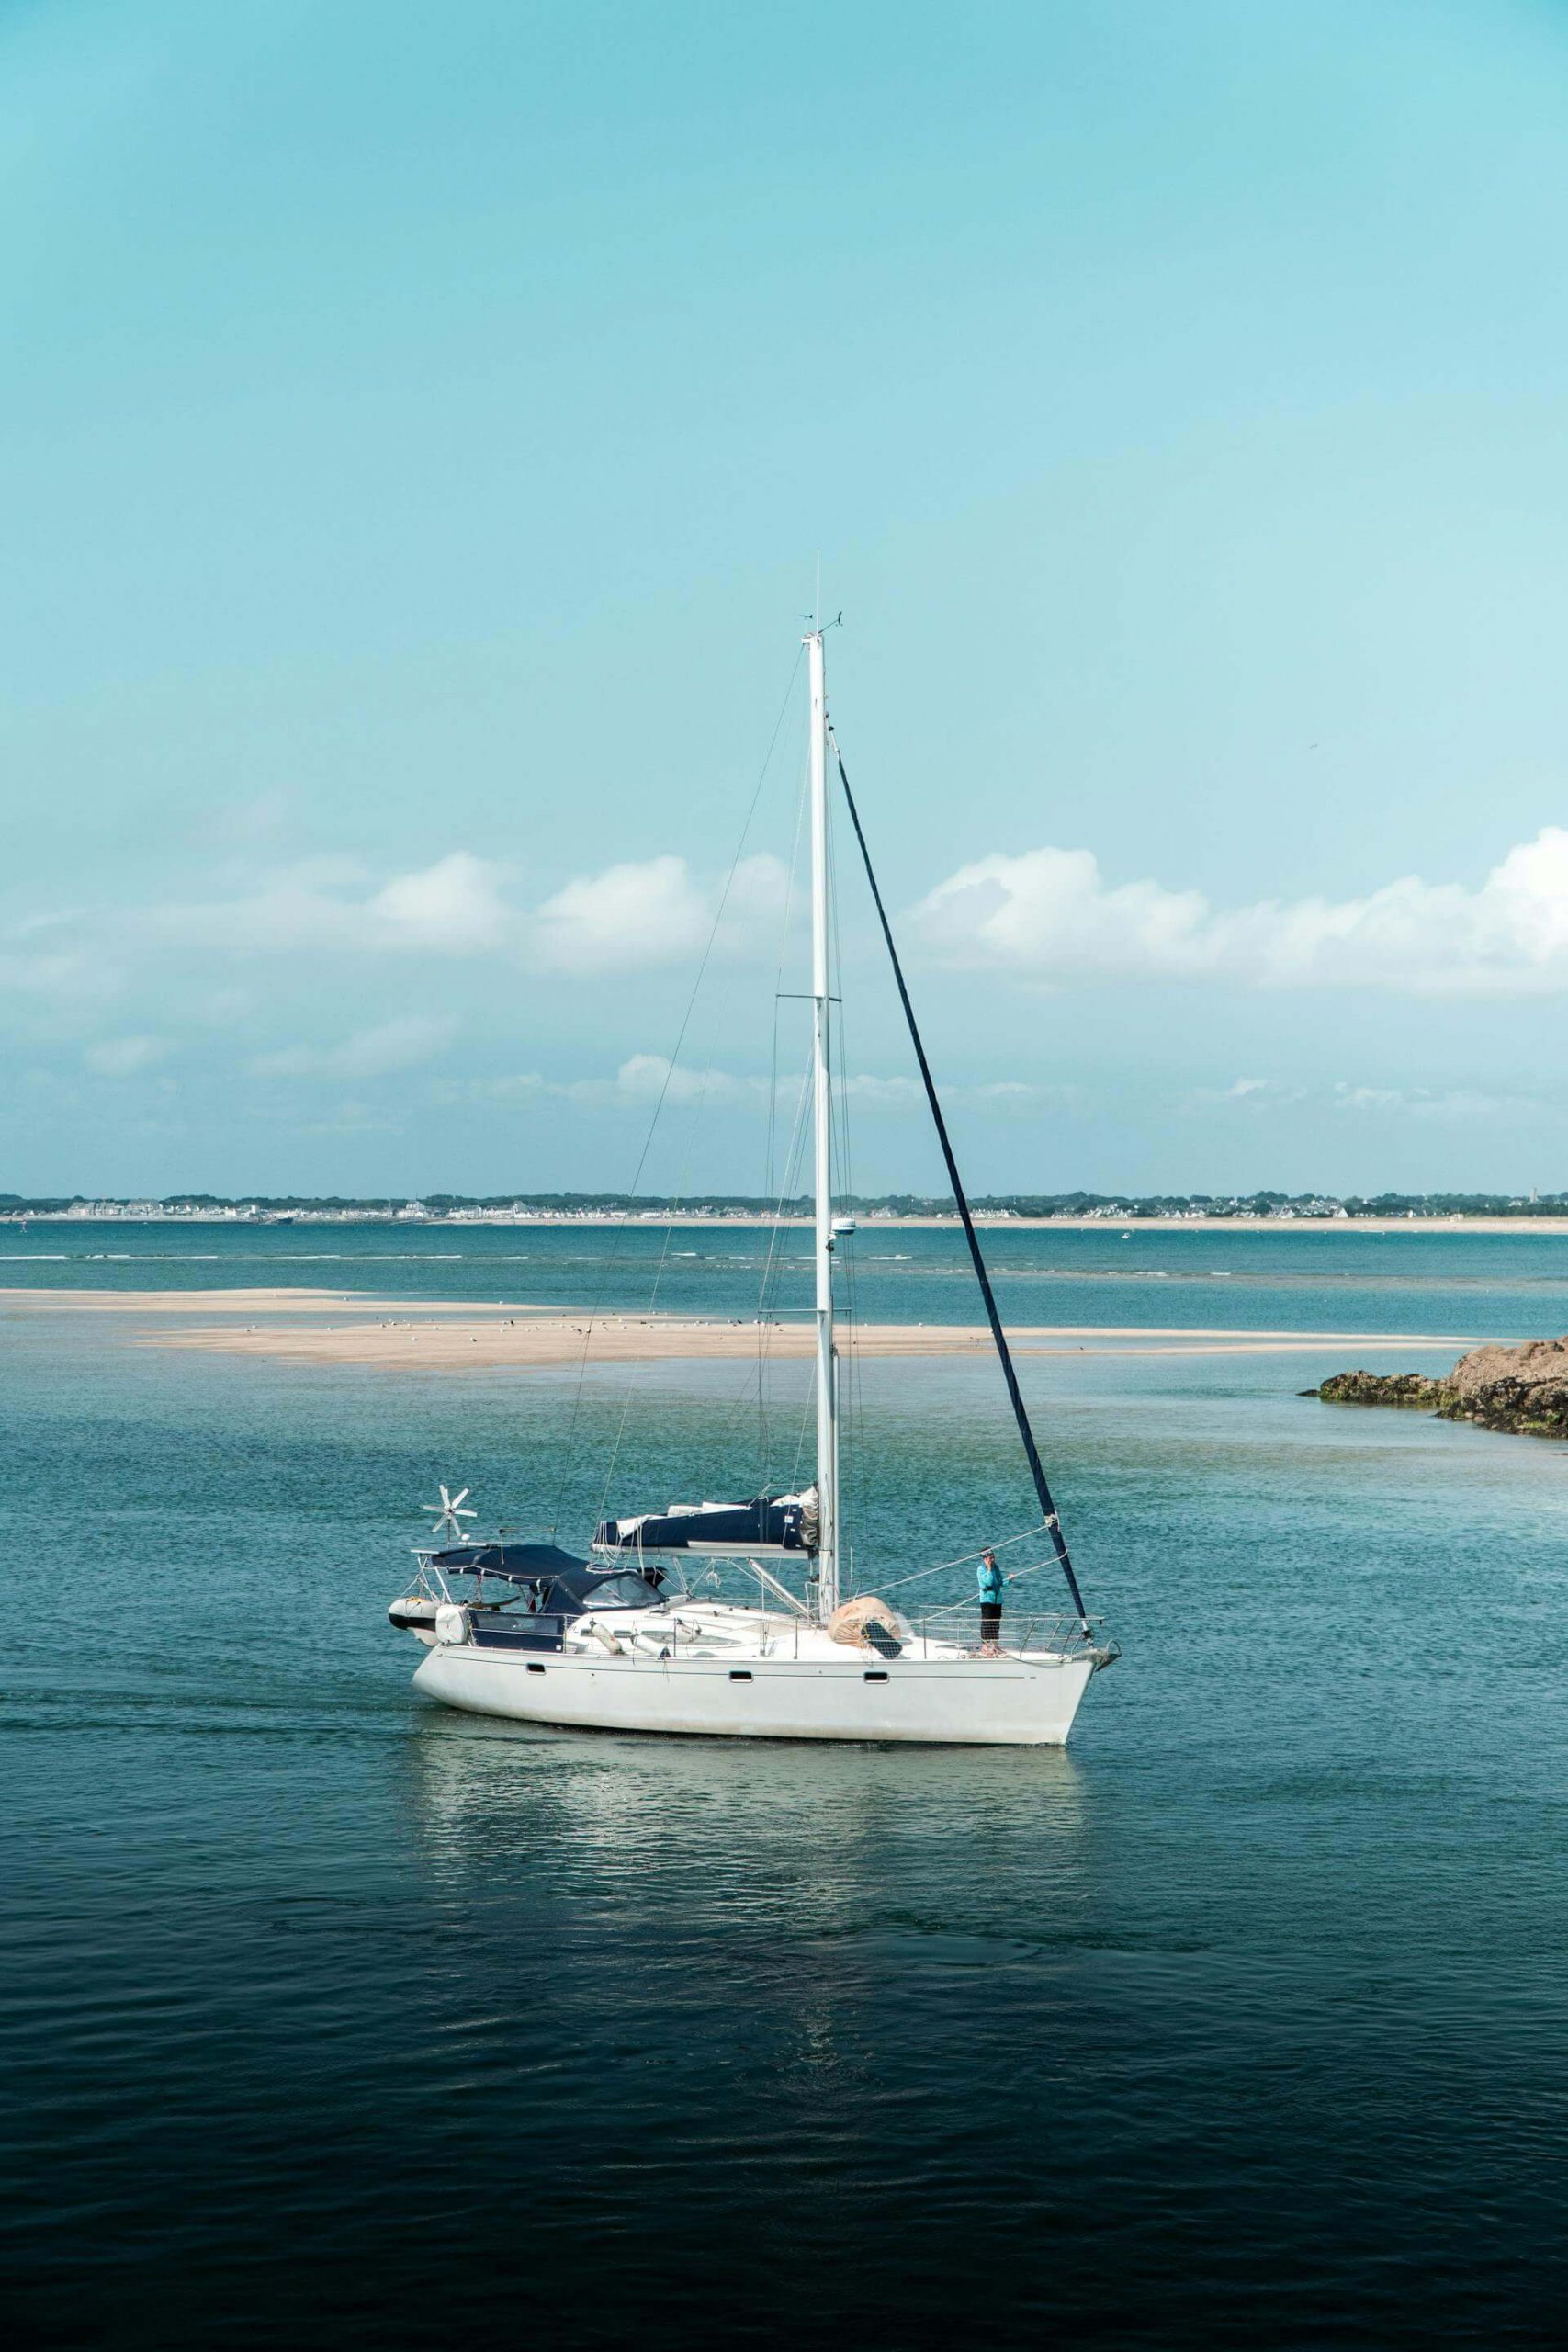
[6,0,1568,1197]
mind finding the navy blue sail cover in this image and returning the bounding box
[593,1493,810,1555]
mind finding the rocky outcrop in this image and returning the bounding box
[1438,1338,1568,1435]
[1315,1370,1447,1408]
[1314,1337,1568,1438]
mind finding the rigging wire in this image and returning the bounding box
[686,729,817,1503]
[870,1518,1050,1596]
[594,878,807,1523]
[546,645,804,1536]
[825,800,866,1596]
[701,1063,814,1490]
[756,743,813,1485]
[830,728,1093,1633]
[594,997,723,1524]
[750,1069,813,1487]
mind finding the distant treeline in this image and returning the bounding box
[5,1189,1568,1217]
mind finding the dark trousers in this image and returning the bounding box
[979,1601,1003,1645]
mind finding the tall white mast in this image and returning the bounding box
[807,625,839,1618]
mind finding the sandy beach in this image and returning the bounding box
[0,1288,1492,1369]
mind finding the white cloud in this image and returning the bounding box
[0,942,117,1009]
[146,853,511,957]
[842,1074,921,1109]
[437,1055,942,1115]
[911,826,1568,998]
[605,1052,716,1104]
[144,858,369,952]
[560,1054,751,1107]
[1179,1075,1310,1112]
[84,1035,172,1077]
[1331,1085,1406,1114]
[1330,1082,1542,1121]
[1183,1074,1541,1121]
[138,847,789,977]
[592,1061,930,1112]
[249,1015,457,1080]
[532,854,789,974]
[367,854,508,949]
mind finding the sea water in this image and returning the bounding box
[3,1230,1567,2346]
[14,1213,1568,1339]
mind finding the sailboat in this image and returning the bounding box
[390,625,1117,1743]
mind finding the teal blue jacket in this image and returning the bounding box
[976,1557,1004,1604]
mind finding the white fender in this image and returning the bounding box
[434,1603,469,1646]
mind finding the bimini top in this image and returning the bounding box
[429,1541,584,1580]
[428,1542,666,1615]
[594,1488,815,1557]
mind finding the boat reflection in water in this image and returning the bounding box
[401,1711,1090,2055]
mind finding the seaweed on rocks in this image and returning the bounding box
[1315,1370,1447,1408]
[1312,1339,1568,1439]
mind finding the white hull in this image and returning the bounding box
[412,1639,1097,1746]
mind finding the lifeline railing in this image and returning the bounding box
[406,1551,1114,1665]
[902,1609,1113,1662]
[630,1602,1111,1664]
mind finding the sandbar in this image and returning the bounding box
[0,1288,1497,1369]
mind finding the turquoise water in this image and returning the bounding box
[4,1233,1568,2345]
[8,1216,1568,1336]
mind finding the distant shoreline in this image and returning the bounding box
[6,1214,1568,1237]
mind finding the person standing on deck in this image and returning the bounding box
[976,1548,1004,1655]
